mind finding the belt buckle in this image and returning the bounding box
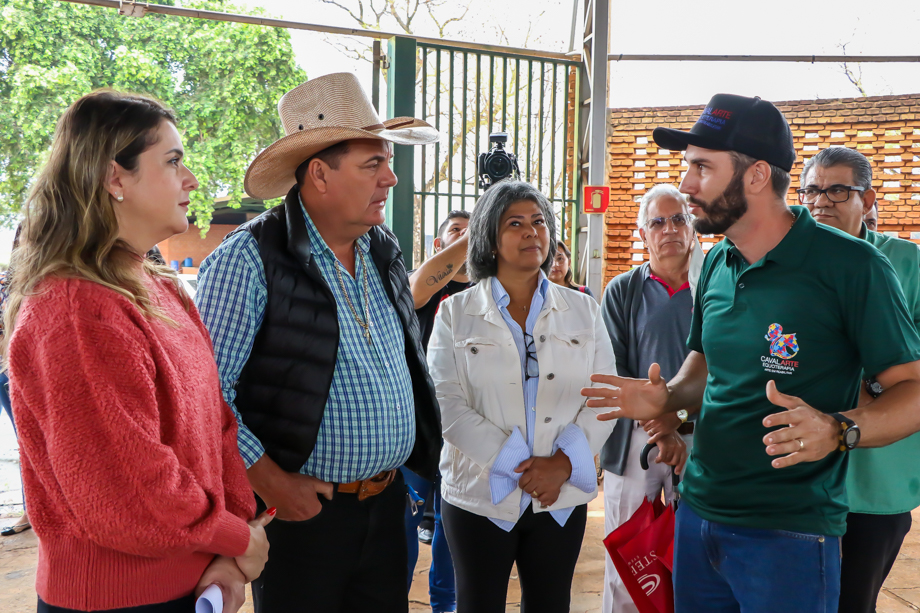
[358,478,374,501]
[357,470,395,501]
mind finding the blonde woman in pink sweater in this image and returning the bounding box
[4,91,272,613]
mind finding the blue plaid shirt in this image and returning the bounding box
[196,202,416,483]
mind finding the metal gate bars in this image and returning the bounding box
[386,37,581,267]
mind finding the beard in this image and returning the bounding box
[688,167,749,235]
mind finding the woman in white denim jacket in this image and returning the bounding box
[427,180,617,613]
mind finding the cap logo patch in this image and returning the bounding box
[698,107,733,131]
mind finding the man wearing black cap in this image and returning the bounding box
[583,94,920,612]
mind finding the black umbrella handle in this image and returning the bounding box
[639,442,680,492]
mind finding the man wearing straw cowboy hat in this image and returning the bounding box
[196,72,442,612]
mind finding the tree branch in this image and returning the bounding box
[319,0,372,29]
[838,41,868,97]
[426,0,471,38]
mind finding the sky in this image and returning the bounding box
[235,0,920,107]
[209,0,920,247]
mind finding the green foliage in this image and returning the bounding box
[0,0,306,231]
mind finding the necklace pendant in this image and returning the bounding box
[364,327,372,344]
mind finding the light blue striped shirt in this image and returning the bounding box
[196,200,415,483]
[487,273,596,531]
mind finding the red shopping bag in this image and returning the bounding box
[603,499,675,613]
[603,442,678,613]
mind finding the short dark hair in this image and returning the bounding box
[467,180,557,282]
[294,140,352,187]
[437,210,471,241]
[729,151,791,199]
[801,147,873,191]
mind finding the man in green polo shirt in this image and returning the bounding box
[800,146,920,613]
[583,94,920,613]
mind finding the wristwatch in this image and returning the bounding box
[676,409,689,424]
[830,413,861,451]
[864,376,884,399]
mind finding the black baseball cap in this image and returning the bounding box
[652,94,796,172]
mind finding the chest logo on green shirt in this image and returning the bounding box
[762,323,800,375]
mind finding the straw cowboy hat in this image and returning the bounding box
[244,72,440,200]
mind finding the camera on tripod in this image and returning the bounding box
[478,132,521,190]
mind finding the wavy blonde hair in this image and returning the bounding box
[3,90,188,362]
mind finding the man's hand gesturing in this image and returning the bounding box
[762,380,839,468]
[582,363,670,422]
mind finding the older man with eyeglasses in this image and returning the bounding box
[599,183,695,613]
[800,146,920,613]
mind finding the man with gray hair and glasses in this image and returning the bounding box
[800,146,920,613]
[599,183,695,612]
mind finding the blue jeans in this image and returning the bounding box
[0,372,14,435]
[402,468,456,613]
[674,503,840,613]
[0,371,23,510]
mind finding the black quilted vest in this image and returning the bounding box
[229,186,441,479]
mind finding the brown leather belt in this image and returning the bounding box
[677,422,695,435]
[337,469,397,501]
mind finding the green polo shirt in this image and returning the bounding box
[846,225,920,515]
[683,206,920,536]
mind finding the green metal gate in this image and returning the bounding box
[387,37,582,266]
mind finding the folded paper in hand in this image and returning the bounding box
[196,584,223,613]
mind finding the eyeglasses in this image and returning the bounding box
[645,213,692,230]
[523,332,539,381]
[796,185,865,204]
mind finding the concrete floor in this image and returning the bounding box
[3,489,920,612]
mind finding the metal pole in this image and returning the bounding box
[608,53,920,63]
[65,1,920,64]
[372,40,381,112]
[420,46,428,260]
[449,51,455,211]
[434,50,442,232]
[461,52,469,210]
[386,36,418,266]
[62,0,576,61]
[584,0,609,296]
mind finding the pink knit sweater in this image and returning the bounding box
[8,274,255,611]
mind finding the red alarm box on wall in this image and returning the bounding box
[584,186,609,214]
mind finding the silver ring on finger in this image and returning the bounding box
[798,438,805,451]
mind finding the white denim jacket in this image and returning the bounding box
[427,278,618,522]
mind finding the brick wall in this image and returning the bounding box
[604,93,920,285]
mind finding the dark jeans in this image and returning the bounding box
[674,503,841,613]
[839,511,912,613]
[252,471,408,613]
[0,372,13,435]
[0,371,24,511]
[402,468,456,612]
[38,595,195,613]
[441,500,587,613]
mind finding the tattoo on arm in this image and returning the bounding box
[426,262,454,286]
